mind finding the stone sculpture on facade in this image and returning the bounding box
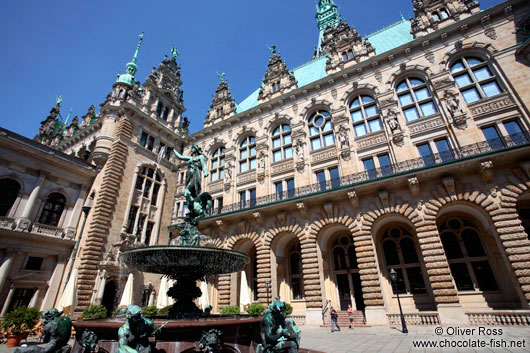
[256,298,300,353]
[115,305,160,353]
[443,90,467,127]
[15,309,72,353]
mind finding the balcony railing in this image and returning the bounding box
[207,132,530,218]
[0,216,72,240]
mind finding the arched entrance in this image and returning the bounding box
[516,193,530,240]
[230,239,257,307]
[101,280,117,316]
[331,235,365,311]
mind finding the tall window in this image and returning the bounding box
[274,178,295,200]
[481,126,504,150]
[239,188,256,208]
[315,167,339,191]
[350,95,381,137]
[128,167,163,244]
[0,179,20,216]
[450,57,502,104]
[362,154,392,179]
[239,136,256,173]
[39,193,66,226]
[503,120,528,145]
[381,226,427,294]
[272,124,293,162]
[309,110,335,150]
[289,243,304,300]
[396,77,437,122]
[210,147,225,182]
[439,217,499,292]
[417,143,435,166]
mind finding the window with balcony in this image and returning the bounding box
[39,193,66,227]
[272,124,293,162]
[396,77,437,122]
[274,178,295,200]
[239,136,256,173]
[315,167,339,191]
[210,147,225,182]
[0,178,20,217]
[362,153,392,179]
[239,188,256,208]
[450,57,502,104]
[350,95,382,137]
[309,110,335,150]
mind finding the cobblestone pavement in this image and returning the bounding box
[1,326,529,353]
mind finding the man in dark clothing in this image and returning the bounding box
[330,306,340,332]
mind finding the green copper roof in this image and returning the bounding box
[365,19,413,55]
[235,19,413,115]
[117,33,144,86]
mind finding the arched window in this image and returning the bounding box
[331,235,365,311]
[349,95,381,137]
[272,124,293,162]
[396,77,437,122]
[289,243,304,300]
[308,110,335,150]
[239,136,256,173]
[210,147,225,182]
[439,217,499,291]
[450,57,502,104]
[432,12,440,21]
[39,193,66,226]
[128,167,163,244]
[381,226,426,294]
[0,178,20,217]
[440,9,449,19]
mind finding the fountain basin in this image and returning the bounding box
[120,246,249,278]
[73,316,261,353]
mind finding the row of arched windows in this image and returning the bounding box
[207,56,502,180]
[0,178,66,227]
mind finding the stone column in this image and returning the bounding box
[1,285,16,317]
[217,274,231,307]
[152,180,167,245]
[0,249,17,294]
[40,254,68,311]
[28,288,41,308]
[17,172,47,230]
[65,185,88,239]
[300,237,322,325]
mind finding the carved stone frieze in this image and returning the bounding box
[237,171,256,185]
[271,159,295,176]
[356,131,386,150]
[480,160,494,183]
[469,94,515,118]
[408,116,445,136]
[208,180,223,194]
[310,146,338,164]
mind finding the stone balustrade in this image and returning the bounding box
[387,312,440,326]
[466,312,530,326]
[0,216,73,240]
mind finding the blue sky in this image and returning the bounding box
[0,0,504,138]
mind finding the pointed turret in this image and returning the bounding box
[257,46,297,103]
[204,73,237,128]
[35,97,63,146]
[315,0,341,56]
[410,0,480,38]
[116,33,144,86]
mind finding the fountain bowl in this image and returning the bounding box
[119,245,249,279]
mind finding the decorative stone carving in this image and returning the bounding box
[215,220,227,233]
[199,329,223,353]
[442,176,456,196]
[310,146,338,164]
[409,117,445,135]
[470,94,514,118]
[337,125,350,150]
[480,160,494,183]
[253,212,264,227]
[356,132,386,150]
[258,48,297,102]
[237,171,256,185]
[297,203,307,218]
[204,78,237,128]
[442,90,467,128]
[408,177,420,198]
[348,191,359,208]
[271,160,295,176]
[323,202,334,219]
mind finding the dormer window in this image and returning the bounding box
[272,81,281,93]
[216,107,223,117]
[162,107,169,121]
[440,9,449,19]
[156,102,163,116]
[342,49,354,62]
[432,12,440,22]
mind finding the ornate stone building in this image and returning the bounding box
[7,0,530,327]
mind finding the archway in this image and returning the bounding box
[230,239,257,308]
[101,280,117,316]
[437,206,521,309]
[516,193,530,240]
[374,218,436,311]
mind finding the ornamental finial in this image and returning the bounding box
[171,46,179,59]
[132,32,144,64]
[216,72,226,82]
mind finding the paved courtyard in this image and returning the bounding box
[1,326,529,353]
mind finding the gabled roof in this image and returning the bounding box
[235,19,413,115]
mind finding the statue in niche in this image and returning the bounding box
[114,305,160,353]
[257,152,265,173]
[443,91,465,117]
[294,139,304,161]
[386,109,401,132]
[15,309,72,353]
[337,126,349,149]
[224,160,233,182]
[256,298,300,353]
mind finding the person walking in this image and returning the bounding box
[330,306,340,332]
[347,304,354,329]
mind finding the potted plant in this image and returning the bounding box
[1,306,41,347]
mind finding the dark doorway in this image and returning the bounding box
[336,274,351,310]
[351,273,365,311]
[101,280,117,316]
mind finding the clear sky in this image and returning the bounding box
[0,0,504,138]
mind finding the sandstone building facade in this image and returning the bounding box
[3,0,529,327]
